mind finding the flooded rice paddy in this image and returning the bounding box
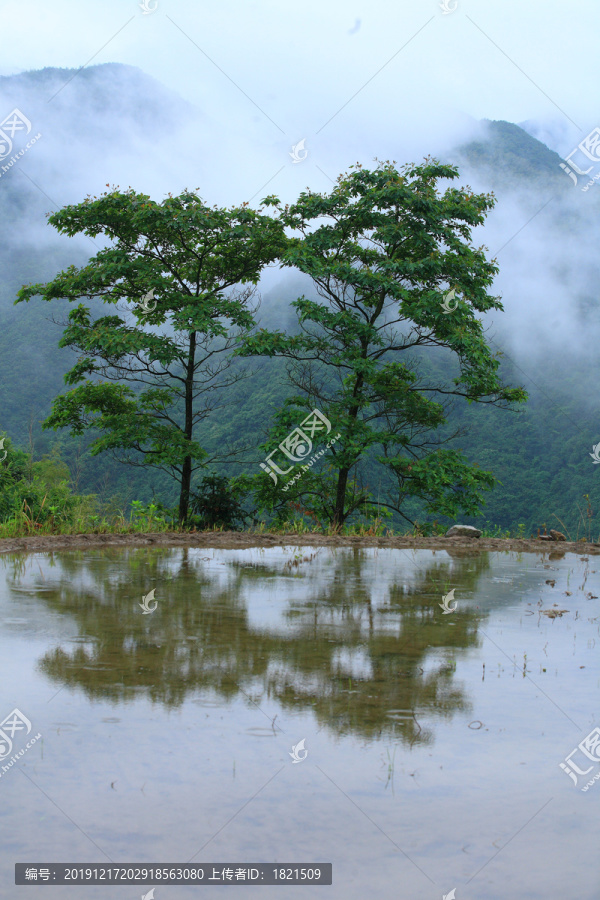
[0,546,598,899]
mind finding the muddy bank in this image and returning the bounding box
[0,531,598,555]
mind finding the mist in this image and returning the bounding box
[0,0,598,450]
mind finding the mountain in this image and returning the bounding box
[452,118,569,190]
[0,64,598,535]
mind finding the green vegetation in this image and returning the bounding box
[16,188,285,525]
[2,150,599,541]
[0,429,596,539]
[238,160,526,529]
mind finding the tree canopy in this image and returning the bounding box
[239,160,527,528]
[17,187,285,522]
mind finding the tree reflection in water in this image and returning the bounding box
[3,546,491,746]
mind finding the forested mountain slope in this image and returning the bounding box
[0,65,598,533]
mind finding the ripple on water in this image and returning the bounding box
[245,726,277,737]
[9,586,56,592]
[385,709,416,720]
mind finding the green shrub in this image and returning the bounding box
[189,474,248,530]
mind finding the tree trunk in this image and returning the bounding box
[178,330,197,525]
[179,455,192,525]
[333,467,349,529]
[332,365,366,528]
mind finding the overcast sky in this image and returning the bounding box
[1,0,599,378]
[0,0,596,207]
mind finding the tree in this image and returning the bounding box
[240,161,527,530]
[17,188,285,524]
[189,472,248,530]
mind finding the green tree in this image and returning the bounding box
[241,161,527,529]
[0,433,95,528]
[17,188,285,524]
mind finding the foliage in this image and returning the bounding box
[129,500,173,531]
[239,161,527,527]
[0,435,96,533]
[189,473,248,530]
[16,188,286,524]
[5,160,599,539]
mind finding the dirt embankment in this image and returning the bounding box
[0,532,598,555]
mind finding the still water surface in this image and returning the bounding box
[0,546,598,899]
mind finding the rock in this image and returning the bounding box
[445,525,482,539]
[549,529,567,542]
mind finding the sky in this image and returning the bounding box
[0,0,599,376]
[0,0,597,208]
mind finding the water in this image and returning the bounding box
[0,546,598,899]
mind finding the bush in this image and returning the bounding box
[0,435,97,532]
[189,474,248,530]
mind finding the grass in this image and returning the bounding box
[0,497,597,543]
[1,511,597,542]
[0,498,177,539]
